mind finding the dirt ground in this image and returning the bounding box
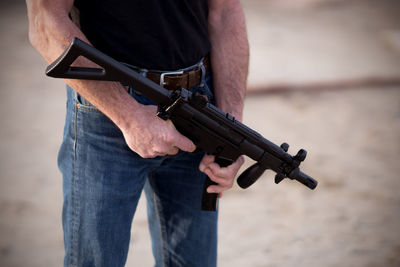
[0,0,399,267]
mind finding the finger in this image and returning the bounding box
[199,155,215,172]
[203,168,233,188]
[138,152,155,159]
[209,156,245,176]
[175,134,196,153]
[152,151,167,157]
[166,146,179,156]
[206,162,231,177]
[142,152,162,158]
[207,184,230,194]
[236,156,245,167]
[208,175,234,188]
[205,161,241,181]
[164,120,196,152]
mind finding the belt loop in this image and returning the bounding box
[73,89,81,106]
[199,60,206,88]
[139,69,148,78]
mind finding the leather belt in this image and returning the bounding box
[130,56,210,91]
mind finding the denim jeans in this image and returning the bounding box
[58,74,218,267]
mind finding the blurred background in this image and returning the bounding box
[1,0,400,266]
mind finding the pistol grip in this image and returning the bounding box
[201,157,233,211]
[201,177,219,211]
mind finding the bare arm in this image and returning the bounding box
[26,0,195,158]
[199,0,249,196]
[208,0,249,121]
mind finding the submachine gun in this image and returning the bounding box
[46,38,318,211]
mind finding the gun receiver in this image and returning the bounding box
[46,38,318,211]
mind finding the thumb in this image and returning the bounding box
[175,133,196,152]
[165,120,196,152]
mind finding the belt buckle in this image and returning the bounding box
[160,70,184,87]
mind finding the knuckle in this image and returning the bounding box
[140,152,151,158]
[149,153,158,158]
[213,177,225,186]
[165,134,174,144]
[165,133,178,146]
[143,149,158,158]
[169,148,179,155]
[223,180,231,187]
[223,177,234,188]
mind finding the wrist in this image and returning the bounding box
[218,102,244,122]
[231,111,243,122]
[92,83,145,133]
[114,96,144,132]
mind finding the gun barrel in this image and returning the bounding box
[296,171,318,189]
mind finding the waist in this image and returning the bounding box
[123,55,210,91]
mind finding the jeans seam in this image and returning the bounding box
[67,99,80,267]
[149,172,168,267]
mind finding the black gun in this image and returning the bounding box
[46,38,317,211]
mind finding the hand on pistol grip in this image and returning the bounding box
[201,157,233,211]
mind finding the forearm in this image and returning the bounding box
[26,0,141,131]
[26,0,196,158]
[208,0,249,121]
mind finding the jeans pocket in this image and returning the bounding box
[73,88,101,113]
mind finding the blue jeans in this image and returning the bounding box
[58,74,218,267]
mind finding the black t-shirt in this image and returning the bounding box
[74,0,210,70]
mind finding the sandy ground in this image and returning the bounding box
[0,0,400,266]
